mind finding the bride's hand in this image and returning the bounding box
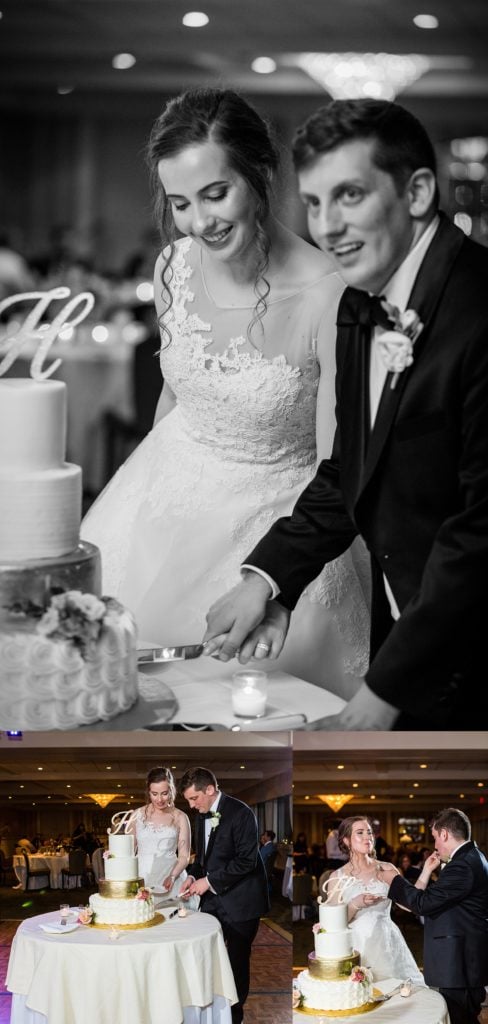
[162,874,174,891]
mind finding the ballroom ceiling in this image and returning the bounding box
[1,0,488,101]
[292,733,488,813]
[0,732,291,808]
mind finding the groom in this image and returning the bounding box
[389,807,488,1024]
[179,766,269,1024]
[203,97,488,730]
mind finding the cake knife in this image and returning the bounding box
[137,644,204,664]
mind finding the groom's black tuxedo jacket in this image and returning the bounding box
[389,841,488,988]
[190,792,270,922]
[249,213,488,725]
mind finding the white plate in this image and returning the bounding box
[40,922,80,934]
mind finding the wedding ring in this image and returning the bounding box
[256,642,270,653]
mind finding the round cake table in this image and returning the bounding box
[7,909,237,1024]
[293,978,450,1024]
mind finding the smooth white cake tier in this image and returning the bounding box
[105,856,139,881]
[319,903,349,931]
[0,463,81,560]
[315,929,353,959]
[0,542,101,630]
[0,379,67,470]
[108,833,135,858]
[296,970,372,1012]
[0,607,138,730]
[89,892,155,926]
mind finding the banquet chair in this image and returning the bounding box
[292,872,314,922]
[21,851,50,890]
[0,848,15,886]
[91,846,105,883]
[61,848,87,889]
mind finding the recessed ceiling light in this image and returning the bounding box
[305,795,310,800]
[413,13,439,29]
[112,53,136,70]
[57,85,74,95]
[182,12,209,28]
[251,57,277,75]
[352,783,359,788]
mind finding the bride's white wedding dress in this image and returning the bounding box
[82,237,370,692]
[132,809,188,898]
[334,872,425,984]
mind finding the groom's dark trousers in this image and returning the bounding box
[389,841,488,1024]
[190,792,270,1023]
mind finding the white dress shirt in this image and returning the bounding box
[204,793,222,852]
[243,216,440,622]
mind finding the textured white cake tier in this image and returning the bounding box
[0,542,101,631]
[89,892,155,926]
[0,379,81,560]
[315,929,353,959]
[296,970,372,1011]
[105,856,139,881]
[0,609,138,729]
[0,464,82,559]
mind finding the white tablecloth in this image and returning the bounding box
[7,909,237,1024]
[86,656,346,731]
[282,857,293,900]
[293,978,450,1024]
[12,855,69,890]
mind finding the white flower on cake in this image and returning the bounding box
[36,591,122,655]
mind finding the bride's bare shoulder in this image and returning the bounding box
[378,861,399,878]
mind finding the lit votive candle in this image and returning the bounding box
[177,907,188,918]
[232,671,268,718]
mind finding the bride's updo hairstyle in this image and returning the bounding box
[147,87,281,346]
[337,816,376,859]
[145,766,176,808]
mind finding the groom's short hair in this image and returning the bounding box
[292,98,438,204]
[430,807,471,840]
[180,766,218,793]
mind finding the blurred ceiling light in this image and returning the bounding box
[453,212,472,235]
[136,281,154,303]
[112,53,136,70]
[295,52,430,101]
[252,57,277,75]
[451,137,488,161]
[182,12,209,28]
[57,85,74,95]
[317,793,354,812]
[413,13,439,29]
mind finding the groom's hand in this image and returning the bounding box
[203,574,290,663]
[188,877,210,897]
[178,876,195,897]
[304,682,399,731]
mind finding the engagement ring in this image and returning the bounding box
[256,642,270,652]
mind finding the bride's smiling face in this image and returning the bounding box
[149,781,171,811]
[158,140,258,262]
[348,820,375,857]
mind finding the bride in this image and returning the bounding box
[126,766,191,899]
[323,816,425,984]
[81,86,370,696]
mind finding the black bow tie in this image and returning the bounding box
[359,294,393,330]
[202,811,214,819]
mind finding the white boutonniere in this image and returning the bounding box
[209,811,221,830]
[375,301,423,389]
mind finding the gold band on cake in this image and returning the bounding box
[295,998,380,1017]
[98,878,145,899]
[91,912,165,930]
[307,951,360,980]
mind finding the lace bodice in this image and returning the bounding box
[135,814,180,859]
[158,237,341,467]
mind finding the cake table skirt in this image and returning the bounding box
[7,910,237,1024]
[10,994,232,1024]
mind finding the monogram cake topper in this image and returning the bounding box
[108,809,139,835]
[0,287,95,380]
[318,873,356,905]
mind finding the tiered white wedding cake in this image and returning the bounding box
[0,290,139,729]
[294,899,373,1014]
[89,816,155,927]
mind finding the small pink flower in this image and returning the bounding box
[135,886,151,901]
[312,922,323,934]
[77,907,94,925]
[102,850,114,860]
[292,987,302,1009]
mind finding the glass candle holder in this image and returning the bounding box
[59,903,70,923]
[231,670,268,718]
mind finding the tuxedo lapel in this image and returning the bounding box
[204,794,226,865]
[197,812,205,867]
[336,290,372,494]
[358,215,465,497]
